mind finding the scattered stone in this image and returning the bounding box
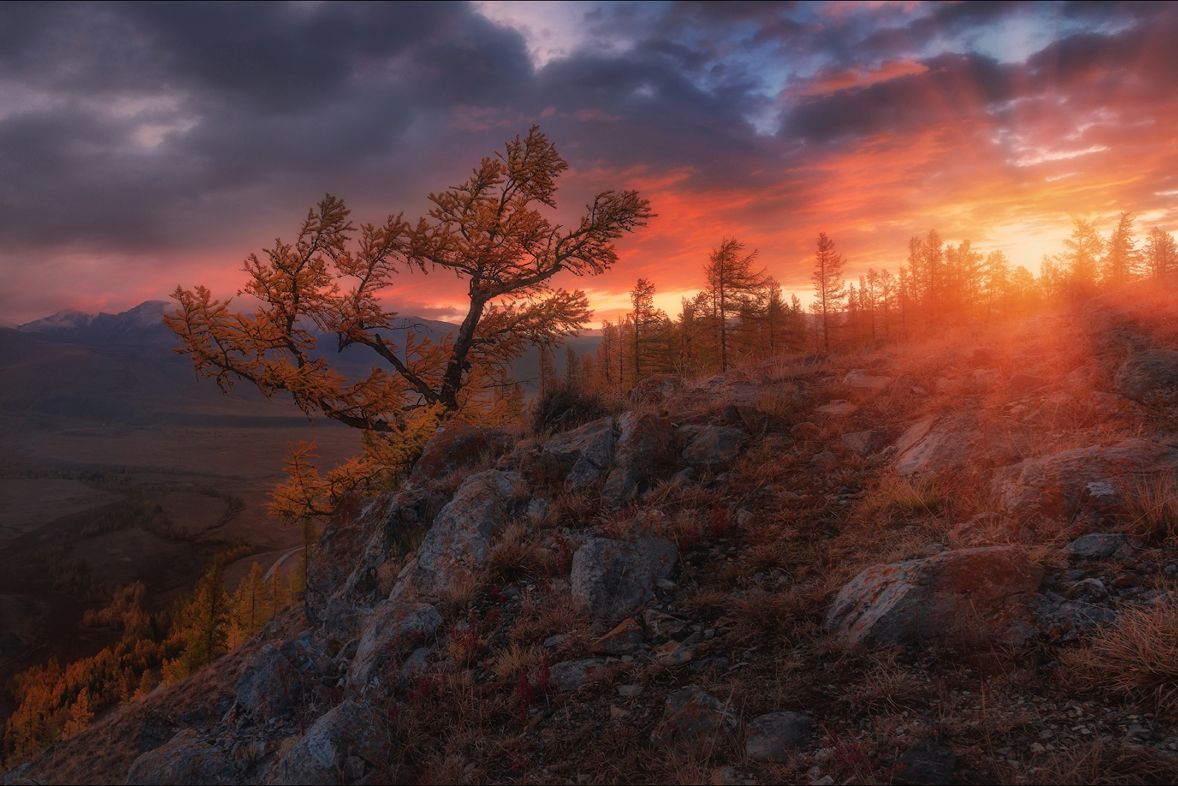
[571,536,678,621]
[593,618,644,655]
[549,658,609,692]
[894,741,956,785]
[1068,533,1130,560]
[826,546,1043,649]
[790,422,822,441]
[894,414,978,476]
[617,683,644,698]
[745,711,814,763]
[655,640,694,667]
[651,686,734,749]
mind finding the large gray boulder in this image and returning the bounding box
[397,470,528,596]
[571,536,677,621]
[1115,349,1178,403]
[348,602,442,691]
[992,439,1178,520]
[825,546,1042,649]
[233,633,327,721]
[126,730,241,785]
[266,701,391,785]
[601,411,677,506]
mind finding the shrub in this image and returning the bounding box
[531,382,608,435]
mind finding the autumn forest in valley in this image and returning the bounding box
[3,3,1178,785]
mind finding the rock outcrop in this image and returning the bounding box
[825,546,1043,649]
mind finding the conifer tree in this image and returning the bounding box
[811,232,846,352]
[1146,227,1178,278]
[1103,211,1139,284]
[166,126,652,517]
[704,239,765,371]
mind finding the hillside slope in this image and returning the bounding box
[6,291,1178,785]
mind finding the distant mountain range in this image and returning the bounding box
[10,300,600,417]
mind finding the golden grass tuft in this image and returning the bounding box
[1062,599,1178,718]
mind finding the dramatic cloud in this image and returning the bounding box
[1,1,1176,324]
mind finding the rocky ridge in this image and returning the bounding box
[5,297,1178,785]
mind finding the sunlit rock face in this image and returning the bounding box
[991,439,1178,522]
[825,546,1044,649]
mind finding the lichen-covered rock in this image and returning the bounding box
[825,546,1042,649]
[266,701,391,785]
[992,439,1178,520]
[348,602,442,691]
[549,658,610,692]
[571,536,677,621]
[679,424,747,471]
[894,415,974,476]
[651,686,734,749]
[1115,349,1178,403]
[745,711,814,763]
[601,411,677,506]
[1067,532,1131,560]
[397,470,528,596]
[126,729,241,785]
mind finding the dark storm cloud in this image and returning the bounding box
[782,52,1017,144]
[2,1,1176,324]
[0,0,779,258]
[0,2,537,253]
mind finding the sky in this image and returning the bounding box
[2,1,1177,326]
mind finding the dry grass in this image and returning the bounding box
[1029,739,1178,785]
[1121,473,1178,544]
[509,587,591,650]
[839,649,930,713]
[1062,600,1178,718]
[490,642,545,682]
[485,523,560,583]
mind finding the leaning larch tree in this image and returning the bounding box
[166,126,652,518]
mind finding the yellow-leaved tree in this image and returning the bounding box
[166,126,652,518]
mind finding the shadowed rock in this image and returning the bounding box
[679,424,747,470]
[571,536,677,621]
[745,711,814,762]
[348,602,442,691]
[126,730,241,785]
[266,700,391,785]
[1115,349,1178,403]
